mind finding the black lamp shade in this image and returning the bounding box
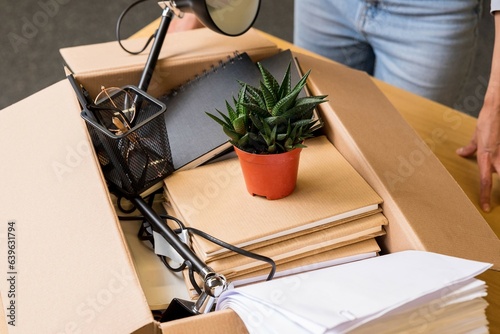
[175,0,261,36]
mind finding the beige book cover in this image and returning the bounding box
[231,238,381,285]
[221,232,384,281]
[163,136,383,258]
[164,193,382,262]
[184,239,381,298]
[207,213,387,277]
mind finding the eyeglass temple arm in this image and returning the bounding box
[138,5,174,92]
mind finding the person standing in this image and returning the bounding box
[294,0,481,107]
[294,0,500,212]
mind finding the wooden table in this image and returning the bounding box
[134,22,500,331]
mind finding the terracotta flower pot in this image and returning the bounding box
[234,146,302,200]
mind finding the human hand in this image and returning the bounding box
[168,13,204,33]
[457,83,500,212]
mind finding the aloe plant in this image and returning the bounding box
[206,61,327,154]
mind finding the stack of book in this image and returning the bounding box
[162,136,387,295]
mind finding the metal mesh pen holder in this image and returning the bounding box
[81,86,174,197]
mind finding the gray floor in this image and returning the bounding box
[0,0,494,117]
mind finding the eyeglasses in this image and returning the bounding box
[114,113,169,185]
[90,86,168,184]
[92,86,137,134]
[68,75,174,195]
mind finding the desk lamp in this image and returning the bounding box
[129,0,262,321]
[138,0,261,91]
[71,0,261,321]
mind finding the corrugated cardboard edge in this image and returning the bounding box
[159,309,248,334]
[130,309,249,334]
[60,28,275,74]
[294,52,500,271]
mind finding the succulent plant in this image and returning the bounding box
[206,61,327,154]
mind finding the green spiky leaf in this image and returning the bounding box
[277,63,292,99]
[207,59,328,154]
[241,102,269,119]
[233,115,246,135]
[260,80,277,112]
[257,62,280,97]
[243,82,266,109]
[206,110,232,129]
[222,125,242,142]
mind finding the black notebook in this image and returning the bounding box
[159,50,311,171]
[159,52,261,170]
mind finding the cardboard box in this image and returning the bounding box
[295,54,500,268]
[0,27,498,333]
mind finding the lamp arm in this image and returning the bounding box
[138,5,174,92]
[193,271,228,313]
[132,0,253,316]
[129,195,228,314]
[130,196,211,278]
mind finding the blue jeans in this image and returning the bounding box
[294,0,482,107]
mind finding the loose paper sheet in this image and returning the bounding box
[216,250,491,334]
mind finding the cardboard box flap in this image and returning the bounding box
[295,53,500,270]
[59,28,279,99]
[0,80,153,333]
[60,28,277,76]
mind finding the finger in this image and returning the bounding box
[456,143,478,157]
[477,152,493,212]
[456,135,478,157]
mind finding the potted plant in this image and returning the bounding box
[206,60,327,199]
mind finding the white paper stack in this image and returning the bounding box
[216,251,491,334]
